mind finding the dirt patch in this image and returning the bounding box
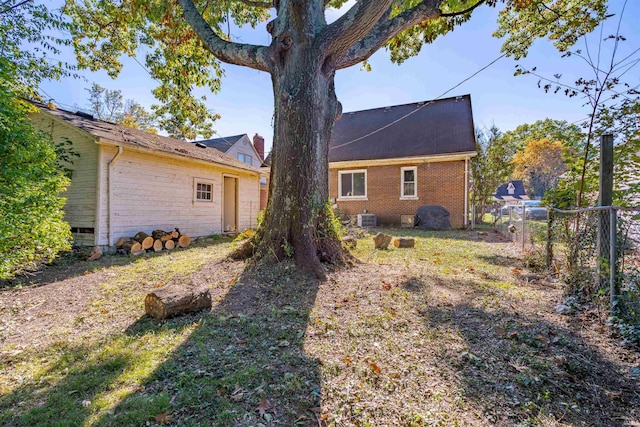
[0,230,638,426]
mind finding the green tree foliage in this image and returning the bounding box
[513,3,639,207]
[0,2,77,278]
[471,125,515,221]
[0,62,72,279]
[499,119,583,198]
[86,83,157,132]
[0,1,76,97]
[500,118,585,153]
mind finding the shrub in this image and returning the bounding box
[0,63,72,279]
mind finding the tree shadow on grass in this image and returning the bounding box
[419,276,640,426]
[0,260,323,426]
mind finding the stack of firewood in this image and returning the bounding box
[115,229,191,256]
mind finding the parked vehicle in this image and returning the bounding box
[525,207,548,220]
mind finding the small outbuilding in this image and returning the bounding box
[30,103,265,248]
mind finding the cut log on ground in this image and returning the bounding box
[170,230,179,239]
[144,284,212,319]
[160,234,173,242]
[87,245,102,261]
[133,231,149,243]
[152,230,169,240]
[122,240,143,255]
[178,235,191,248]
[140,236,154,250]
[115,237,131,248]
[153,239,163,252]
[393,237,415,248]
[164,239,175,250]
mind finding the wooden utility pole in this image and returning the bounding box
[597,135,615,307]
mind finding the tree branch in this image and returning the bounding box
[0,0,32,15]
[238,0,273,8]
[317,0,395,58]
[335,0,442,70]
[440,0,485,17]
[177,0,272,72]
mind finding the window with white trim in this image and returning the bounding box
[401,166,417,198]
[338,170,367,199]
[195,180,213,202]
[237,153,245,162]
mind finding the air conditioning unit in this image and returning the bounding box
[357,213,377,227]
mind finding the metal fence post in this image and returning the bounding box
[522,205,526,251]
[610,207,618,315]
[546,209,554,269]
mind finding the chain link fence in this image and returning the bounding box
[493,203,549,251]
[547,207,640,342]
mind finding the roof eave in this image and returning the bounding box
[329,151,477,168]
[96,138,262,176]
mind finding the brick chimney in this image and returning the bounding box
[253,133,265,160]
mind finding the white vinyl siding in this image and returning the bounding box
[97,145,260,245]
[400,166,418,199]
[338,169,367,200]
[30,114,98,246]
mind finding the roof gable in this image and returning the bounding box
[329,95,476,162]
[494,180,529,200]
[193,134,246,153]
[32,103,261,174]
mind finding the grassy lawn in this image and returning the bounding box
[0,229,638,426]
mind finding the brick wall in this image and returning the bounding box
[329,161,467,228]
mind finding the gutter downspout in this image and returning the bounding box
[464,156,469,228]
[108,146,123,246]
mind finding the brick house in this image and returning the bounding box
[329,95,477,228]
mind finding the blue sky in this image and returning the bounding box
[41,0,640,154]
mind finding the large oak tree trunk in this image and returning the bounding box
[231,2,350,278]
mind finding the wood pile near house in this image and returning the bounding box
[115,228,191,256]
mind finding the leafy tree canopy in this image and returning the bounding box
[62,0,609,133]
[86,83,158,133]
[512,137,567,198]
[0,1,77,97]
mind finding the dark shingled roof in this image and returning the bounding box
[494,180,528,200]
[32,103,261,174]
[329,95,476,162]
[193,134,246,153]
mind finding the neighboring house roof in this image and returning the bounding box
[194,133,268,167]
[329,95,476,162]
[494,180,529,201]
[262,95,476,167]
[193,134,246,153]
[32,102,262,174]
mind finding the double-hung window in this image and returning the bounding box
[401,166,417,199]
[338,170,367,199]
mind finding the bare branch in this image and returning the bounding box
[177,0,272,72]
[335,0,442,70]
[317,0,396,58]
